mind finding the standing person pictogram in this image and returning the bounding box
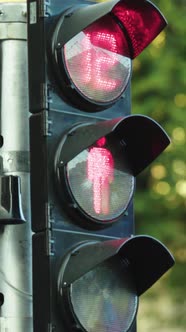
[87,137,114,215]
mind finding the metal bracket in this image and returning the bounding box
[0,151,30,173]
[0,2,27,23]
[0,22,27,41]
[0,175,26,224]
[0,2,27,40]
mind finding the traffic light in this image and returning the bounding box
[27,0,174,331]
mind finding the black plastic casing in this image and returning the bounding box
[28,0,134,331]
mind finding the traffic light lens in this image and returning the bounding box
[66,137,134,224]
[69,257,138,332]
[64,15,131,103]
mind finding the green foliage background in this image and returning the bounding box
[131,1,186,331]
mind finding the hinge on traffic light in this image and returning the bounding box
[47,323,55,332]
[40,83,52,110]
[42,110,52,137]
[46,229,55,256]
[38,0,51,18]
[45,202,54,228]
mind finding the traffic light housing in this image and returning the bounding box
[28,0,174,331]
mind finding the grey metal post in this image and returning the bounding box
[0,2,32,331]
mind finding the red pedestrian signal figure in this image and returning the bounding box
[87,137,114,215]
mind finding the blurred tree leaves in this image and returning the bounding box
[131,1,186,330]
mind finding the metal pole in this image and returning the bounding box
[0,2,32,331]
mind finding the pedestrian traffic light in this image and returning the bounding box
[28,0,167,112]
[53,115,170,228]
[48,0,166,112]
[27,0,174,331]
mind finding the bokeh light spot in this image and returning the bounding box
[172,160,186,176]
[172,127,186,144]
[151,164,167,179]
[153,181,171,195]
[176,180,186,198]
[174,93,186,108]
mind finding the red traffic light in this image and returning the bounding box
[54,115,170,227]
[64,14,131,104]
[51,0,167,111]
[65,134,134,223]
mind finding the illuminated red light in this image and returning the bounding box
[63,0,166,103]
[64,15,131,104]
[53,0,167,110]
[65,129,135,223]
[87,138,114,215]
